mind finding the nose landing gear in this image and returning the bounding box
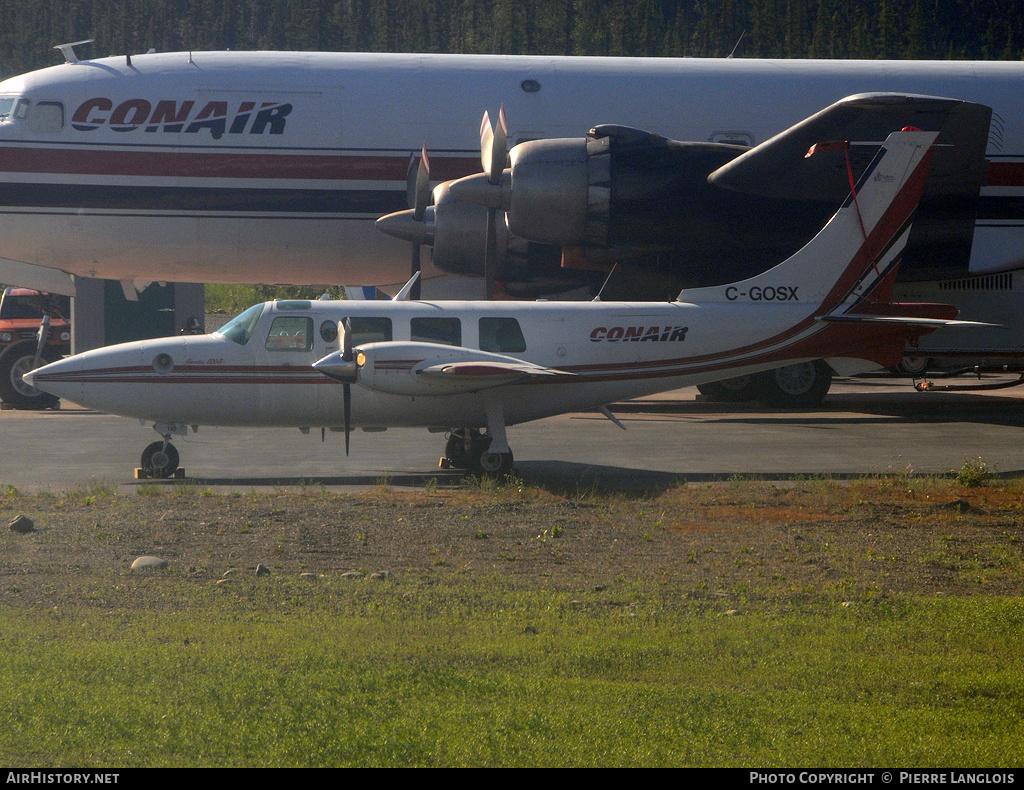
[135,424,188,479]
[139,440,181,479]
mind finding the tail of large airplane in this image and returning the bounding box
[679,128,938,309]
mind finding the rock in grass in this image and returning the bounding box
[341,571,365,580]
[9,515,34,533]
[255,564,271,577]
[370,571,393,581]
[131,555,169,570]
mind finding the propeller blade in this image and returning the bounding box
[480,106,508,184]
[342,316,353,455]
[477,107,511,297]
[484,207,496,299]
[408,145,431,222]
[343,381,351,456]
[342,317,353,362]
[490,105,508,184]
[410,243,422,300]
[412,148,429,299]
[479,110,493,177]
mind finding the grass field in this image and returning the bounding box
[1,473,1022,767]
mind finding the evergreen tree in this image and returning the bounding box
[1,0,1023,80]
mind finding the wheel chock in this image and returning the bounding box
[439,457,452,469]
[133,467,186,480]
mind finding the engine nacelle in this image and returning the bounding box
[505,127,747,249]
[505,137,595,245]
[431,180,506,278]
[346,341,553,396]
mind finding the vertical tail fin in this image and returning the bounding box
[678,129,939,309]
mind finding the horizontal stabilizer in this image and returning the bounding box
[707,93,991,202]
[816,315,999,328]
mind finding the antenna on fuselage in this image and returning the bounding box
[592,264,620,302]
[392,271,421,301]
[727,30,746,58]
[53,39,95,64]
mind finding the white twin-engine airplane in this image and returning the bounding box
[26,127,983,478]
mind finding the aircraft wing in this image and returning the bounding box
[419,360,573,388]
[706,93,992,203]
[0,259,76,296]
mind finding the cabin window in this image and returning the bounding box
[411,317,461,346]
[265,316,314,351]
[345,317,392,345]
[479,317,526,353]
[216,303,264,345]
[30,102,64,133]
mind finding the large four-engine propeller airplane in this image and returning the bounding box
[26,119,988,478]
[0,49,1023,299]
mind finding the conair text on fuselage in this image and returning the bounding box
[71,98,292,137]
[590,325,689,342]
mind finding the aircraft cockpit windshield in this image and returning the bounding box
[215,303,265,345]
[0,97,29,122]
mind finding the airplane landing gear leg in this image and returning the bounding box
[478,400,514,477]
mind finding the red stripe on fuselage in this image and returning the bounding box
[0,146,479,182]
[986,161,1024,187]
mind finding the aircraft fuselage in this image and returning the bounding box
[1,52,1024,295]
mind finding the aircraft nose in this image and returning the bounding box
[21,354,80,397]
[22,356,61,389]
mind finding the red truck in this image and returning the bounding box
[0,287,70,409]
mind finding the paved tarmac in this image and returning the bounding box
[3,375,1024,492]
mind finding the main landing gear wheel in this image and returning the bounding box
[443,428,514,477]
[757,360,833,408]
[141,441,180,479]
[444,428,491,470]
[0,344,60,410]
[478,450,514,477]
[894,355,931,376]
